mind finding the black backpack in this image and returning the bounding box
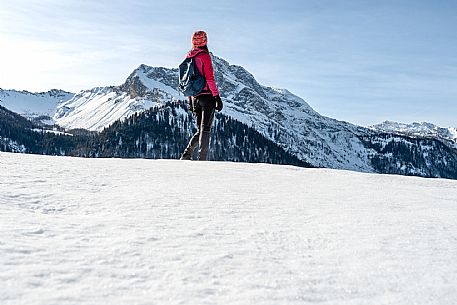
[178,57,206,97]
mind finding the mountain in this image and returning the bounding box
[370,121,457,148]
[0,88,73,124]
[1,55,457,179]
[52,55,374,171]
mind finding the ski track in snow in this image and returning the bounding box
[1,152,457,305]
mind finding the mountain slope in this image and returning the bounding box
[53,65,181,131]
[361,132,457,179]
[0,105,82,155]
[2,152,457,304]
[0,88,73,124]
[0,105,35,152]
[211,56,376,171]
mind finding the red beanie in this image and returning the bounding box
[192,31,208,48]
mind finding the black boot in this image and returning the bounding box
[180,151,192,160]
[180,132,199,160]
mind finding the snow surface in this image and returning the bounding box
[1,152,457,305]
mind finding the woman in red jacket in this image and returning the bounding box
[180,31,223,161]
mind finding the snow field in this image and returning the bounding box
[0,152,456,305]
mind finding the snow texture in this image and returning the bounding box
[1,152,456,305]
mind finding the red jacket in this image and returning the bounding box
[186,48,219,97]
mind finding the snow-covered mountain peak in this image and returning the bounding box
[372,120,441,131]
[121,64,180,99]
[53,64,182,131]
[370,120,457,147]
[210,54,317,119]
[0,88,74,122]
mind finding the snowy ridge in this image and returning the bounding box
[53,66,181,131]
[54,87,161,131]
[0,88,73,123]
[370,121,457,148]
[1,152,457,304]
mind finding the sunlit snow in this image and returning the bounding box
[1,152,456,304]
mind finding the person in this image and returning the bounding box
[180,30,223,161]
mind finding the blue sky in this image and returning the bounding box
[0,0,456,127]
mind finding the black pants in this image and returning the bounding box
[182,95,216,160]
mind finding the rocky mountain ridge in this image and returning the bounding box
[370,121,457,149]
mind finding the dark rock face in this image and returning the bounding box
[143,66,179,89]
[120,74,149,99]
